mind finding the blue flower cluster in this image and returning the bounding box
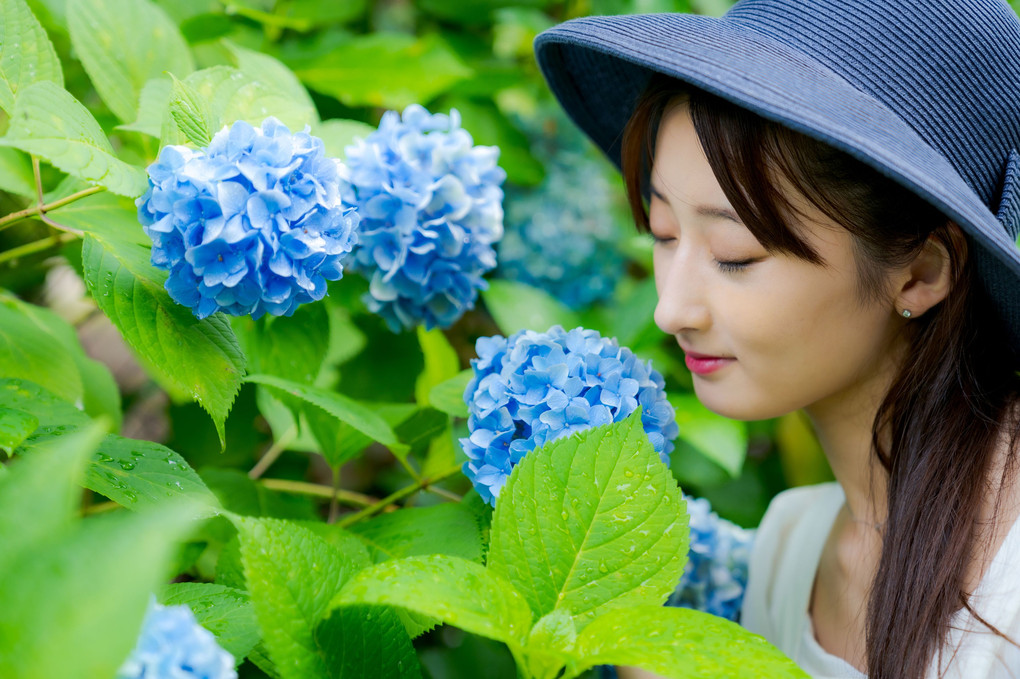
[118,597,236,679]
[498,157,623,309]
[137,117,359,319]
[340,105,506,331]
[667,496,755,621]
[461,325,678,505]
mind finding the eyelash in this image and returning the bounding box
[650,234,757,273]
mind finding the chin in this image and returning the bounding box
[693,384,792,422]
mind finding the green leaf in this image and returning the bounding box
[161,582,260,663]
[524,609,576,679]
[246,374,404,455]
[225,40,318,124]
[0,407,38,453]
[0,81,148,196]
[313,118,375,160]
[117,77,172,138]
[303,402,420,468]
[0,147,36,197]
[315,604,422,679]
[487,412,689,628]
[482,279,581,336]
[0,0,63,114]
[0,503,198,679]
[333,554,532,649]
[0,297,82,404]
[66,0,194,123]
[0,291,122,428]
[565,606,808,679]
[179,64,315,135]
[428,369,471,418]
[233,516,365,679]
[348,503,484,564]
[50,191,151,246]
[670,393,748,478]
[0,423,104,572]
[168,73,214,147]
[415,326,460,407]
[294,33,472,109]
[0,378,91,430]
[81,233,245,448]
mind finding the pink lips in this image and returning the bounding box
[683,351,735,376]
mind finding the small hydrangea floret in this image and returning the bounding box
[668,495,754,621]
[340,104,506,331]
[461,325,678,505]
[137,117,359,319]
[118,597,236,679]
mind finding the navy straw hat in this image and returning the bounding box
[534,0,1020,348]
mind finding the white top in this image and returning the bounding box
[740,482,1020,679]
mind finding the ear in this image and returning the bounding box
[893,222,966,318]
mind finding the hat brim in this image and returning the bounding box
[535,14,1020,345]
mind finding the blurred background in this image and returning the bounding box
[0,0,841,676]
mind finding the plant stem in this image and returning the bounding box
[258,478,375,507]
[0,186,104,232]
[0,232,77,266]
[337,464,462,528]
[248,425,296,480]
[328,465,341,523]
[427,486,463,502]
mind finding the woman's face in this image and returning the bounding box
[650,105,905,421]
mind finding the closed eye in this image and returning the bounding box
[715,258,759,273]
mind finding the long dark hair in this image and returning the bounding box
[621,74,1020,678]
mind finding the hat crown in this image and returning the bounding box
[724,0,1020,207]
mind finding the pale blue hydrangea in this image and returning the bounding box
[498,157,623,309]
[137,117,359,320]
[668,495,755,621]
[117,597,236,679]
[340,104,506,331]
[461,325,678,505]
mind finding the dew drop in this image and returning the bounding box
[560,511,568,521]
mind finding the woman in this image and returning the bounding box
[534,0,1020,677]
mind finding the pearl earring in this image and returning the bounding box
[901,309,912,318]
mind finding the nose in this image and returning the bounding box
[653,247,711,335]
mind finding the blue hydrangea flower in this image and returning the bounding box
[339,104,506,331]
[461,325,678,505]
[667,495,755,621]
[498,157,624,309]
[117,596,236,679]
[136,117,359,320]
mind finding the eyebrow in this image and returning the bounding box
[650,182,743,224]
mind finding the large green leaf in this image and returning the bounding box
[565,606,808,679]
[0,0,63,114]
[0,147,35,197]
[0,292,121,428]
[0,81,148,196]
[0,457,198,679]
[333,554,532,649]
[482,280,581,336]
[487,412,689,628]
[66,0,193,123]
[161,582,260,664]
[315,605,422,679]
[225,40,317,125]
[0,378,91,430]
[0,423,103,572]
[50,191,151,246]
[348,503,484,564]
[294,33,471,109]
[233,516,365,679]
[0,296,82,404]
[670,394,748,478]
[427,369,471,418]
[246,374,404,455]
[80,232,245,448]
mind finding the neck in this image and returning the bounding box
[804,343,906,528]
